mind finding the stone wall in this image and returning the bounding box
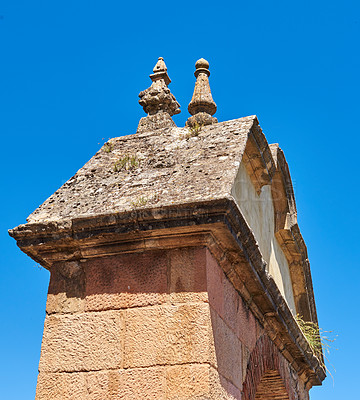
[36,246,307,399]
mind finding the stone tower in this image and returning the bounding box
[9,58,325,399]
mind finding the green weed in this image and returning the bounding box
[295,314,336,376]
[131,196,148,208]
[103,141,114,153]
[114,154,139,172]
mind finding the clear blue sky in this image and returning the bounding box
[1,1,359,398]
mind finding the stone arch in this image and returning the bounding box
[242,335,294,400]
[255,369,289,400]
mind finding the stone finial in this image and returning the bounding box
[137,57,180,133]
[186,58,217,127]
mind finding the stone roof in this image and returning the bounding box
[27,115,261,224]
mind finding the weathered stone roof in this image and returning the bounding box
[27,115,259,223]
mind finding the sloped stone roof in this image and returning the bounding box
[27,116,259,223]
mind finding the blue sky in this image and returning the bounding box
[1,1,359,398]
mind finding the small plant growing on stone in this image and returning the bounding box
[103,141,114,153]
[114,154,139,172]
[130,196,148,208]
[186,122,203,138]
[295,314,336,375]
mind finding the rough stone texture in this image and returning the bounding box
[166,364,211,399]
[34,246,317,398]
[36,364,243,400]
[26,116,255,224]
[124,303,212,368]
[206,239,257,353]
[169,247,208,304]
[39,311,124,373]
[137,111,177,133]
[84,250,169,312]
[36,367,166,400]
[37,247,254,399]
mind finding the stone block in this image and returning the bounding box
[166,303,211,365]
[209,367,242,399]
[36,372,87,400]
[46,292,85,315]
[117,367,166,399]
[124,306,167,368]
[223,273,240,334]
[206,249,224,316]
[46,268,85,314]
[39,311,124,373]
[166,364,241,400]
[124,303,212,368]
[235,296,257,352]
[36,367,166,400]
[210,309,243,390]
[36,365,241,400]
[85,252,168,311]
[166,363,210,399]
[169,247,208,304]
[207,248,257,353]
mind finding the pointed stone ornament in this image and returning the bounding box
[186,58,217,127]
[137,57,180,133]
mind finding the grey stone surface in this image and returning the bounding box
[27,116,257,223]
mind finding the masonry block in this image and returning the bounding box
[165,364,211,399]
[169,247,208,304]
[39,311,124,373]
[124,303,212,368]
[46,267,85,314]
[210,309,243,390]
[85,251,168,311]
[36,367,166,400]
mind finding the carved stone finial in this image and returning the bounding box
[152,57,168,74]
[186,58,217,128]
[137,57,180,133]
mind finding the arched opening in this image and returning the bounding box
[255,369,290,400]
[242,336,294,400]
